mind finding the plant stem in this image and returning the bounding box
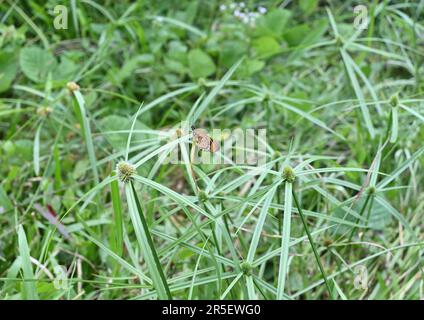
[292,189,333,299]
[348,192,372,242]
[129,182,172,299]
[110,173,123,258]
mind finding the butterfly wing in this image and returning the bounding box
[209,139,220,153]
[193,128,219,152]
[197,135,211,150]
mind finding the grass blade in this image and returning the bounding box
[71,88,99,184]
[33,123,41,176]
[18,225,39,300]
[378,144,424,189]
[390,106,399,143]
[133,174,213,220]
[277,182,292,299]
[246,184,279,299]
[340,49,375,138]
[110,173,123,258]
[125,182,172,299]
[292,190,333,298]
[125,103,144,161]
[191,58,243,123]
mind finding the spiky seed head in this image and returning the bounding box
[261,88,271,102]
[67,81,80,92]
[282,166,296,183]
[240,261,252,276]
[197,77,207,87]
[198,191,208,203]
[335,35,344,47]
[390,93,399,107]
[117,161,136,183]
[367,186,376,195]
[37,106,53,117]
[272,151,282,160]
[323,237,333,247]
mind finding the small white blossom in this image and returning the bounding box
[219,4,226,11]
[258,6,267,14]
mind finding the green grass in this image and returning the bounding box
[0,0,424,300]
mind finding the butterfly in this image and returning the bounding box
[191,126,220,153]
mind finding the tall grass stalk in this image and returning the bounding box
[125,181,172,299]
[276,181,293,299]
[70,85,99,184]
[292,190,333,298]
[17,225,39,300]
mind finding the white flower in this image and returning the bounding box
[239,2,245,8]
[219,4,226,11]
[258,6,267,14]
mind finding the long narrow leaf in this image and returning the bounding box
[125,182,172,299]
[277,182,292,299]
[18,225,38,300]
[71,89,99,184]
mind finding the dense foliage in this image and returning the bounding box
[0,0,423,299]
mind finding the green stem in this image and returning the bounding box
[348,192,372,242]
[292,189,333,299]
[130,182,172,299]
[365,195,375,227]
[110,173,123,258]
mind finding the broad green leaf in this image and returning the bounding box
[252,36,280,58]
[0,50,18,92]
[300,0,318,16]
[188,49,216,79]
[283,25,310,47]
[52,56,78,81]
[256,9,292,39]
[20,46,56,83]
[0,185,13,212]
[220,40,248,68]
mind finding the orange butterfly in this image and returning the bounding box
[191,126,220,153]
